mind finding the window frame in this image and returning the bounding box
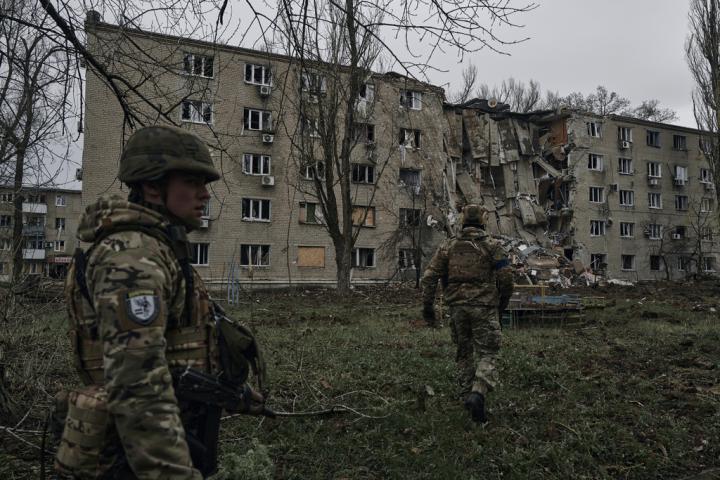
[648,224,663,240]
[352,247,376,268]
[243,108,273,131]
[619,222,634,238]
[648,192,663,209]
[618,126,633,142]
[673,134,688,151]
[588,186,604,203]
[240,244,270,267]
[183,52,214,78]
[646,130,661,148]
[241,198,272,222]
[674,195,689,211]
[399,89,422,110]
[244,63,272,86]
[587,153,604,171]
[590,219,606,237]
[621,254,636,271]
[586,122,602,138]
[181,99,213,124]
[242,153,271,176]
[351,163,376,184]
[618,157,633,175]
[619,190,635,207]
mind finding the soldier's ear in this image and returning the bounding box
[141,181,165,205]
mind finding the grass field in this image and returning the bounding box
[1,284,719,479]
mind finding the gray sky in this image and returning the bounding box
[429,0,696,127]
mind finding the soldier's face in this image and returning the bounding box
[164,172,211,222]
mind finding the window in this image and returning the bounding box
[587,153,604,171]
[618,127,633,142]
[54,240,65,252]
[618,158,633,175]
[241,198,271,221]
[674,165,688,183]
[590,254,606,271]
[621,255,635,271]
[399,208,421,227]
[0,193,13,203]
[673,135,687,151]
[240,244,270,267]
[55,218,66,230]
[201,201,210,218]
[301,71,327,94]
[299,202,323,224]
[647,224,663,240]
[352,248,375,267]
[650,255,662,271]
[183,53,214,78]
[702,227,713,241]
[620,222,634,238]
[302,116,321,138]
[189,243,209,265]
[351,164,375,184]
[301,162,325,180]
[647,162,662,178]
[675,195,689,211]
[589,186,604,203]
[648,193,662,209]
[26,238,44,249]
[244,63,272,86]
[27,194,45,203]
[400,90,422,110]
[646,130,660,147]
[701,197,713,213]
[181,100,213,124]
[702,257,715,272]
[674,226,687,239]
[243,108,272,131]
[55,195,66,207]
[700,168,712,183]
[399,128,421,148]
[619,190,634,207]
[352,206,376,227]
[0,239,10,250]
[590,220,606,236]
[243,154,271,175]
[358,83,375,103]
[399,169,421,188]
[297,246,325,268]
[26,215,44,226]
[398,249,417,270]
[0,215,11,227]
[677,256,690,272]
[586,122,602,138]
[354,123,375,143]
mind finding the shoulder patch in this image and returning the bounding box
[125,290,160,326]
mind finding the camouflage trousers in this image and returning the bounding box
[449,305,502,397]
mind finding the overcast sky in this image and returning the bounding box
[428,0,696,127]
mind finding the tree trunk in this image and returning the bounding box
[335,240,352,294]
[11,150,25,285]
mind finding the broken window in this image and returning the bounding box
[301,162,325,180]
[590,220,606,236]
[677,256,690,272]
[352,248,375,268]
[701,197,713,212]
[620,222,634,238]
[673,135,687,151]
[297,246,325,268]
[240,244,270,267]
[183,53,214,78]
[647,224,663,240]
[702,227,714,241]
[352,164,375,184]
[352,206,375,227]
[646,130,661,147]
[398,249,417,270]
[244,108,272,131]
[301,116,321,138]
[399,90,422,110]
[190,243,210,266]
[354,123,375,143]
[299,202,323,224]
[399,169,421,188]
[618,158,633,175]
[648,193,662,209]
[588,186,604,203]
[702,257,715,272]
[0,215,11,227]
[0,239,10,251]
[650,255,662,271]
[647,162,662,178]
[242,198,271,221]
[244,63,272,85]
[618,126,633,143]
[621,255,635,271]
[399,128,422,148]
[700,168,712,183]
[399,208,421,227]
[301,71,327,94]
[358,83,375,102]
[619,190,634,207]
[27,194,45,203]
[674,195,689,211]
[182,100,213,124]
[586,122,602,138]
[590,254,606,271]
[673,226,687,239]
[243,154,271,175]
[587,153,604,171]
[55,218,66,230]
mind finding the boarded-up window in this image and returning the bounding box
[298,246,325,267]
[352,206,375,226]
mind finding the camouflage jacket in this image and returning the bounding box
[69,196,202,479]
[421,227,513,307]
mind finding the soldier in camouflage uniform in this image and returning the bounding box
[56,126,265,478]
[421,204,513,423]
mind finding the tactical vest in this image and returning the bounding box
[447,237,495,285]
[65,224,218,386]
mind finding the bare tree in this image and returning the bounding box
[687,0,720,197]
[475,77,542,112]
[627,99,679,123]
[449,63,478,104]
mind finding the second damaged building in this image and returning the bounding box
[444,100,720,283]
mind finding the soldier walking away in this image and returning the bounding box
[421,204,513,423]
[54,126,267,478]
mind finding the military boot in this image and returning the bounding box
[464,392,487,423]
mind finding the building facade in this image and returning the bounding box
[0,186,82,281]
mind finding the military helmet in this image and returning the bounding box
[461,204,487,227]
[118,125,220,184]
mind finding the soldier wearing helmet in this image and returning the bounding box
[421,204,513,423]
[56,126,265,478]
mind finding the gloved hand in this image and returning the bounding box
[238,384,266,415]
[423,304,436,326]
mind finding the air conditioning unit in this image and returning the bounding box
[674,178,687,186]
[262,134,274,144]
[648,177,659,186]
[672,233,682,240]
[261,175,275,187]
[199,218,209,229]
[259,85,271,97]
[75,168,83,181]
[619,140,631,149]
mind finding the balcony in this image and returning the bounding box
[22,202,47,214]
[22,224,45,236]
[22,248,45,260]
